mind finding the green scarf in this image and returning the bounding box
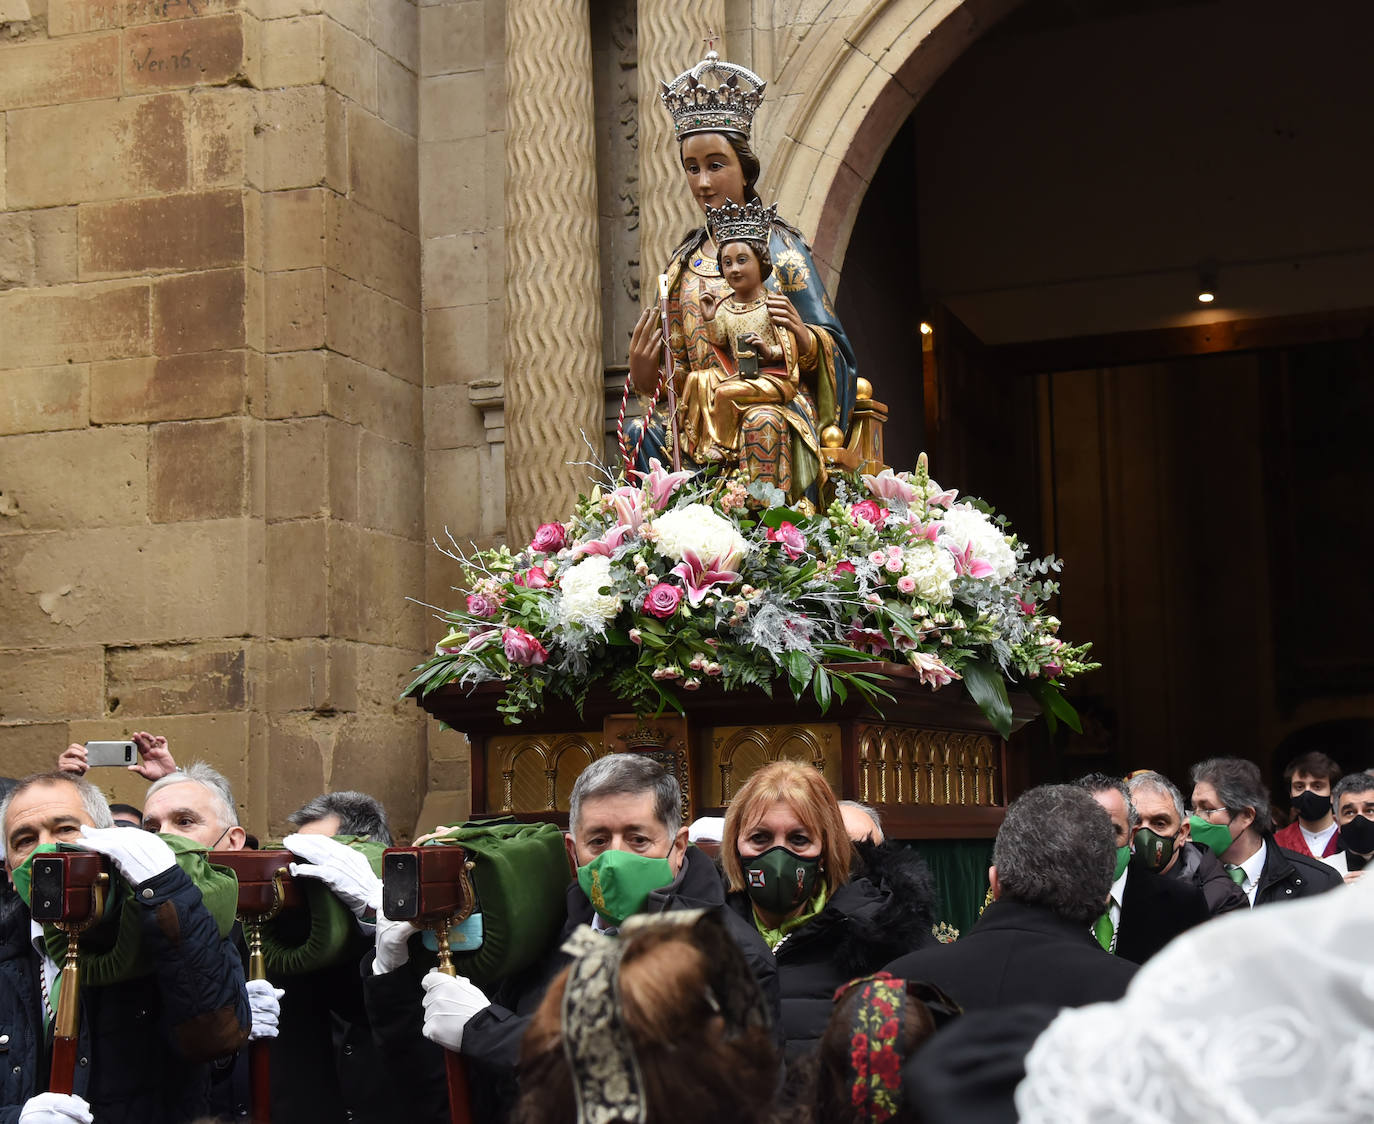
[753,883,830,952]
[40,834,238,987]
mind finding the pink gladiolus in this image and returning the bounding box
[909,650,960,688]
[861,468,918,504]
[1044,662,1063,678]
[501,626,549,666]
[766,521,807,560]
[948,540,995,579]
[529,522,566,554]
[643,582,683,619]
[668,550,740,608]
[851,499,885,526]
[466,592,499,618]
[633,457,694,510]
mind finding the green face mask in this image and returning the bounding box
[1112,844,1131,881]
[1132,827,1177,873]
[742,846,822,916]
[1189,814,1234,859]
[7,843,60,909]
[576,849,674,928]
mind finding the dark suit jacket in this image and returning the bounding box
[883,900,1137,1011]
[1114,864,1211,965]
[1256,838,1342,906]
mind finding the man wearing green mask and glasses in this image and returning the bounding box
[416,753,779,1112]
[1188,757,1341,907]
[1074,774,1209,965]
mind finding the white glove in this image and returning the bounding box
[247,977,285,1041]
[372,913,420,975]
[283,832,383,919]
[79,824,176,886]
[421,969,490,1051]
[19,1092,94,1123]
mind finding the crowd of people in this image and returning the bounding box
[1,737,1369,1123]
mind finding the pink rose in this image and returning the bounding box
[520,567,551,589]
[466,593,498,619]
[501,626,549,666]
[897,575,916,594]
[851,499,884,526]
[834,560,857,576]
[529,522,566,554]
[644,582,682,619]
[766,521,807,560]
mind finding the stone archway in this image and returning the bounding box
[757,0,1024,291]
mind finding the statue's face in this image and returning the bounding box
[719,241,762,294]
[681,133,746,215]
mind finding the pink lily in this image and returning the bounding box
[948,540,995,579]
[610,486,646,533]
[908,514,940,542]
[909,650,961,688]
[633,457,694,510]
[844,618,888,656]
[569,523,634,560]
[861,468,918,504]
[668,549,740,608]
[926,486,958,510]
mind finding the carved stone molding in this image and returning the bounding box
[504,0,604,542]
[635,0,725,280]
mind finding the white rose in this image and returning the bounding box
[651,504,748,570]
[556,555,621,629]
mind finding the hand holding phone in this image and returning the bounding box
[83,741,137,769]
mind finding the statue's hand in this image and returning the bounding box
[766,295,814,357]
[628,306,663,394]
[698,289,719,320]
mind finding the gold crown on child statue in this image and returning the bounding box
[659,48,766,141]
[705,199,777,247]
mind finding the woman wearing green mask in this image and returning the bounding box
[721,761,936,1061]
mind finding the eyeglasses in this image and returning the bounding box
[1189,806,1230,821]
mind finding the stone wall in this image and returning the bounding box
[0,0,426,837]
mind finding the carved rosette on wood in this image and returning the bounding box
[505,0,604,541]
[635,0,727,282]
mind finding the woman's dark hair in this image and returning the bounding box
[715,237,773,285]
[671,132,803,266]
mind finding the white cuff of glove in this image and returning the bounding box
[19,1092,94,1124]
[372,914,418,975]
[421,969,490,1052]
[246,977,286,1041]
[283,832,383,919]
[78,824,177,886]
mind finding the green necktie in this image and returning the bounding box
[1093,911,1115,952]
[1226,864,1246,885]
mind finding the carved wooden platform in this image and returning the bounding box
[415,663,1039,839]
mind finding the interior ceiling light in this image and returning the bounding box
[1196,261,1218,304]
[919,321,933,335]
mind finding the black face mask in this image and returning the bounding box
[1292,789,1331,823]
[1339,814,1374,855]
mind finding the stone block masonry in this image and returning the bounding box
[0,0,428,837]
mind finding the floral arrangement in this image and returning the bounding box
[406,455,1097,735]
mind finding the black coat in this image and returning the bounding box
[367,845,780,1121]
[0,867,250,1124]
[884,899,1137,1012]
[1165,840,1248,916]
[723,841,939,1061]
[1114,864,1211,965]
[1256,838,1342,906]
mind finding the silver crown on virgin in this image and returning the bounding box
[660,49,766,141]
[705,199,777,247]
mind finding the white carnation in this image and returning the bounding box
[903,540,956,605]
[651,504,748,569]
[937,504,1017,582]
[556,555,621,629]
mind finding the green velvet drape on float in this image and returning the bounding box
[910,839,994,938]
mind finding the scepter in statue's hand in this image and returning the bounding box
[659,273,682,472]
